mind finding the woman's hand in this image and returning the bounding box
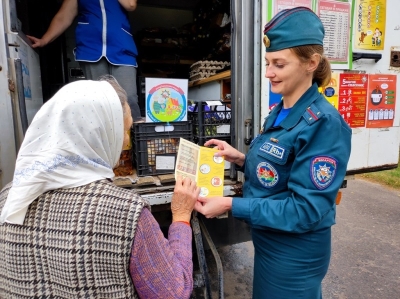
[171,176,200,223]
[194,196,233,218]
[27,0,78,48]
[26,35,47,48]
[204,139,245,167]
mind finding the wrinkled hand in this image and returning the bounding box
[204,139,245,167]
[194,196,233,218]
[26,35,47,48]
[171,176,200,223]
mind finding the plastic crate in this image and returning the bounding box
[188,101,232,145]
[132,121,192,176]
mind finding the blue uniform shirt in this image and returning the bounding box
[232,83,352,233]
[75,0,138,66]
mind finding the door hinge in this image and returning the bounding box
[8,79,15,92]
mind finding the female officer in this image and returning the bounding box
[195,7,352,299]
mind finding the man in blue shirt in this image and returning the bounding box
[27,0,143,122]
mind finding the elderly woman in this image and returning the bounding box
[0,76,199,299]
[195,7,352,299]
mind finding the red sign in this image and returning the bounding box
[338,73,368,128]
[366,74,397,128]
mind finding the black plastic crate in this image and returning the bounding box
[132,121,192,176]
[188,101,232,145]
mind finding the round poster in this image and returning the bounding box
[146,83,187,122]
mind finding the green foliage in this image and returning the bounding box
[359,165,400,189]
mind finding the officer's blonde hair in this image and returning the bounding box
[291,45,331,88]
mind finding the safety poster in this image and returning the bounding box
[366,74,397,128]
[338,73,368,128]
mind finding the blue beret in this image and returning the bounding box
[263,7,325,52]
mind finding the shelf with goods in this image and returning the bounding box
[136,26,202,79]
[188,70,231,106]
[134,0,232,116]
[134,1,231,79]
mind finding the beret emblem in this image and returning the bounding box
[263,35,270,48]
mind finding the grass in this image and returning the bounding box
[358,164,400,190]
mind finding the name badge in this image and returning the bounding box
[259,142,285,160]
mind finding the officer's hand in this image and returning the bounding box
[204,139,245,167]
[194,196,233,218]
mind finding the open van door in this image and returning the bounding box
[0,1,17,189]
[0,0,43,188]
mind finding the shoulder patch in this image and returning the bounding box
[310,156,338,190]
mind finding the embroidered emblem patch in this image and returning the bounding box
[257,162,279,188]
[310,156,338,190]
[260,142,285,160]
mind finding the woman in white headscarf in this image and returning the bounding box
[0,76,199,299]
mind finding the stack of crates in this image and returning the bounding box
[131,121,192,176]
[188,100,232,146]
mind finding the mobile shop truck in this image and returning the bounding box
[1,0,399,296]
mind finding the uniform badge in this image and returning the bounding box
[263,35,270,48]
[256,162,279,188]
[260,142,285,160]
[310,156,338,190]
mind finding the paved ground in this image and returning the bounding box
[201,178,400,298]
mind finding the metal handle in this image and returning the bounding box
[244,119,252,145]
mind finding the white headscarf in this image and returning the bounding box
[0,80,124,224]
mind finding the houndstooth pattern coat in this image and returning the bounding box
[0,179,149,298]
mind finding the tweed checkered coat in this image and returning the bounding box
[0,179,149,298]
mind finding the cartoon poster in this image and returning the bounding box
[366,74,397,128]
[318,0,351,64]
[338,73,368,128]
[355,0,386,50]
[320,71,340,109]
[146,78,188,122]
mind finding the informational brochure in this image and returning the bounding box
[175,138,225,197]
